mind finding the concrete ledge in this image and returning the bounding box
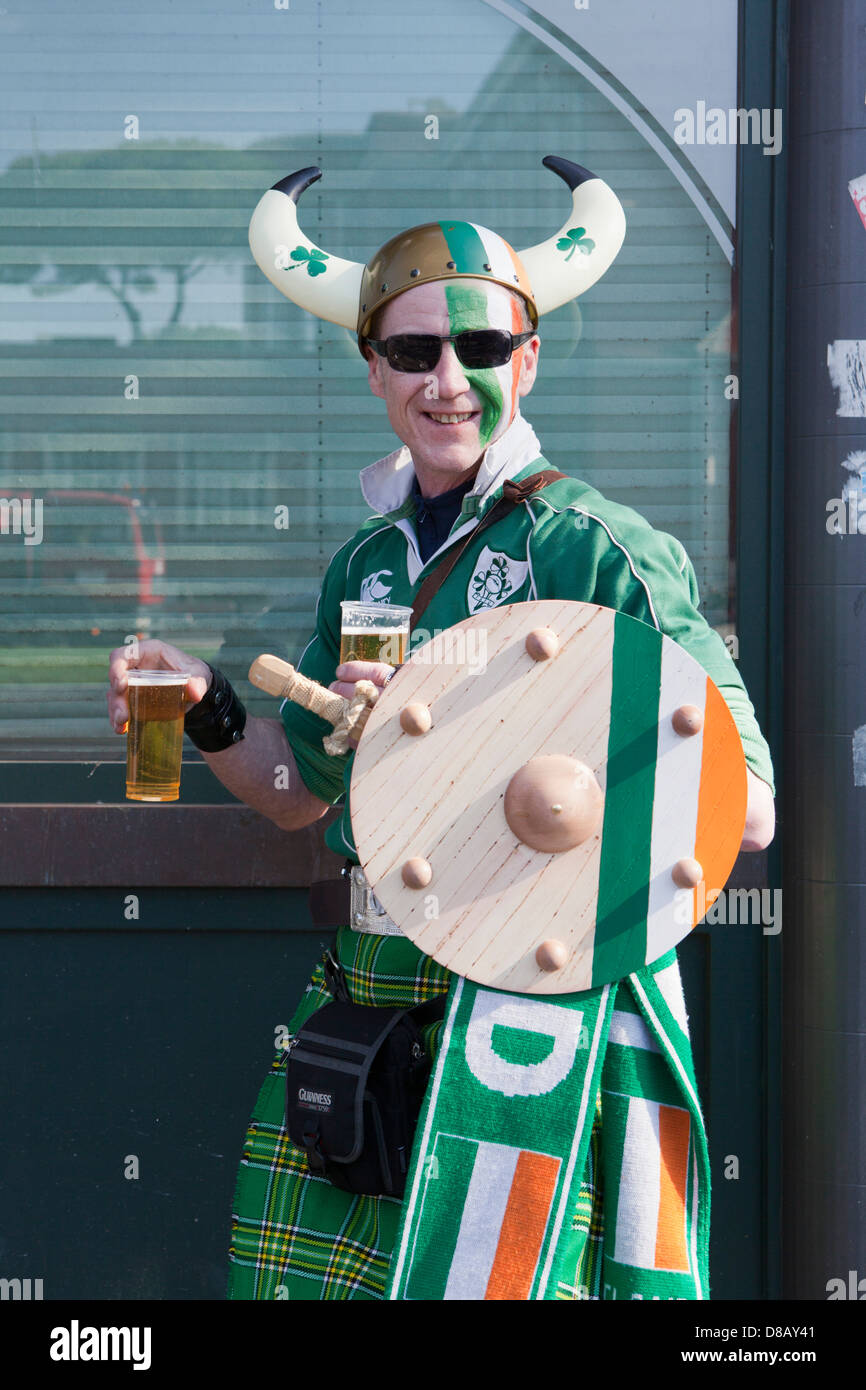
[0,803,345,887]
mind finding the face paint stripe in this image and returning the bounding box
[509,294,523,422]
[443,281,503,449]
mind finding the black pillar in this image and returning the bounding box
[784,0,866,1298]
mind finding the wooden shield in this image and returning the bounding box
[350,601,747,994]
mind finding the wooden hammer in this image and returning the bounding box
[248,653,379,754]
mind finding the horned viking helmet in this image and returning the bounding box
[248,155,626,352]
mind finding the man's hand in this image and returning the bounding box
[107,639,212,735]
[741,768,775,852]
[329,660,396,748]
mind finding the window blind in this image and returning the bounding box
[0,0,735,762]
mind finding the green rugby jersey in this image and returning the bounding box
[280,414,774,861]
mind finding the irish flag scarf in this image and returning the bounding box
[386,953,709,1301]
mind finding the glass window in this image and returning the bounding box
[0,0,737,768]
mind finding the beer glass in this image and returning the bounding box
[339,602,413,668]
[125,670,190,802]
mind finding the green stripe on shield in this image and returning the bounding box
[592,612,661,986]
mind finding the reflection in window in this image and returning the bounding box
[0,0,735,760]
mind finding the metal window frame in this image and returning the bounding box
[732,0,788,1301]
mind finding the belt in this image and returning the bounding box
[309,862,403,936]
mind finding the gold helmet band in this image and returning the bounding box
[248,155,626,353]
[357,219,537,343]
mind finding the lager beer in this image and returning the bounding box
[339,627,409,666]
[339,601,413,670]
[125,670,189,802]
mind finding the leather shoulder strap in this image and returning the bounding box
[410,468,568,629]
[500,468,569,503]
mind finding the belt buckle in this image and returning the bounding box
[348,865,402,936]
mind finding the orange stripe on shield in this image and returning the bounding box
[692,677,747,927]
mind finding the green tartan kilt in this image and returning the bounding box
[226,926,605,1301]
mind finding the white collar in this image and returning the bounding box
[358,411,544,517]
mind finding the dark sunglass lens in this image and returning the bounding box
[456,330,512,368]
[387,335,440,372]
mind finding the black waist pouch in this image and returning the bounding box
[285,989,446,1198]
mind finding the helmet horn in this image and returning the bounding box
[247,166,364,330]
[517,155,626,316]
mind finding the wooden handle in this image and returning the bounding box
[248,653,347,728]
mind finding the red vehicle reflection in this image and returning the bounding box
[0,488,166,646]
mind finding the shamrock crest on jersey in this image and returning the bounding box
[467,546,529,613]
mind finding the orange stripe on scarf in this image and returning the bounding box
[654,1104,690,1271]
[485,1151,559,1299]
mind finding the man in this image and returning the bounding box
[107,157,774,1300]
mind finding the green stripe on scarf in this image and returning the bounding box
[592,611,662,986]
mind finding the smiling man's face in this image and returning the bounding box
[365,278,540,496]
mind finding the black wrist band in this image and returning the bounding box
[184,663,247,752]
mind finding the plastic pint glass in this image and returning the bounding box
[339,601,413,667]
[125,670,190,802]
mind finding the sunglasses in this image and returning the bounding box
[365,328,537,373]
